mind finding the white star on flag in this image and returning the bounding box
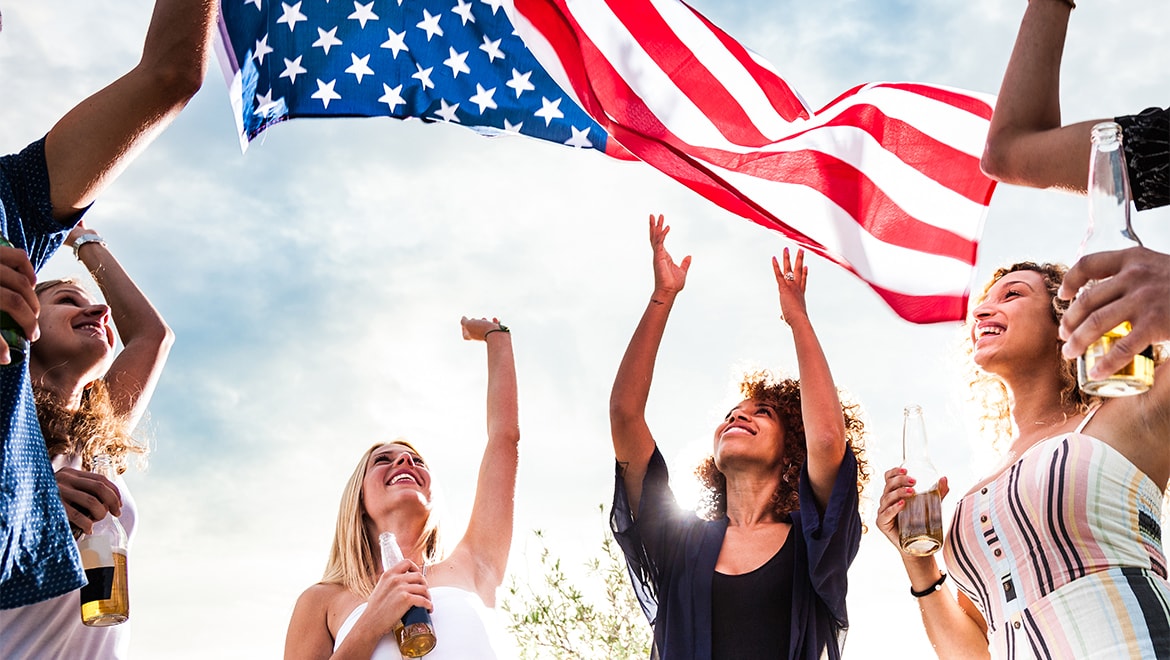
[533,97,563,126]
[277,2,308,32]
[313,26,342,54]
[348,1,378,28]
[311,79,342,108]
[469,84,498,114]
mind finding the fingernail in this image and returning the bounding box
[907,477,916,485]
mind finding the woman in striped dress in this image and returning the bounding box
[877,262,1170,659]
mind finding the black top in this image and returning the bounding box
[712,532,795,659]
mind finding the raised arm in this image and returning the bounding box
[609,215,691,516]
[876,471,990,658]
[43,0,217,221]
[68,221,174,430]
[772,249,845,509]
[980,0,1101,191]
[454,316,520,603]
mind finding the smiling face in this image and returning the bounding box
[361,442,433,520]
[31,281,115,381]
[713,397,786,472]
[970,269,1061,375]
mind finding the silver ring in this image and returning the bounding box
[784,272,795,281]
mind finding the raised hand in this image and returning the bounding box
[462,316,508,342]
[772,247,809,325]
[55,467,123,536]
[649,214,691,298]
[875,467,950,554]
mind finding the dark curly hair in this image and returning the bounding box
[693,370,869,523]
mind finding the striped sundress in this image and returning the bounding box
[943,411,1170,659]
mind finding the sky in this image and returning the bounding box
[2,0,1169,657]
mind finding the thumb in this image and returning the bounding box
[938,476,950,500]
[680,255,692,273]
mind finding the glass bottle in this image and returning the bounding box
[78,454,129,626]
[379,532,437,657]
[0,233,30,364]
[1075,121,1154,397]
[896,405,943,556]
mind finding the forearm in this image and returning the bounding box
[982,0,1089,190]
[903,556,989,659]
[76,240,173,349]
[484,331,519,447]
[609,290,676,461]
[45,0,217,218]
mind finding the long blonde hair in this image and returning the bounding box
[320,441,443,599]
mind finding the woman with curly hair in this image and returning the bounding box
[609,214,868,660]
[284,316,519,660]
[0,219,174,658]
[877,262,1170,658]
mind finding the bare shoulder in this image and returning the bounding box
[293,582,363,637]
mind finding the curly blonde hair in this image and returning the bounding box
[33,278,145,473]
[965,262,1097,448]
[693,370,869,522]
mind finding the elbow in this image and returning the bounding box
[979,134,1018,184]
[138,58,208,111]
[609,399,642,429]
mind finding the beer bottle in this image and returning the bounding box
[378,531,437,657]
[896,405,943,556]
[1075,121,1153,397]
[79,454,130,626]
[0,233,30,364]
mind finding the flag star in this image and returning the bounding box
[381,28,409,58]
[452,0,475,25]
[345,53,375,83]
[506,69,535,97]
[443,48,470,78]
[479,36,504,63]
[565,126,593,148]
[416,9,443,41]
[311,79,342,109]
[469,84,497,114]
[280,55,308,84]
[276,1,308,32]
[412,63,435,90]
[503,118,523,134]
[348,1,378,28]
[253,89,277,116]
[378,83,406,112]
[313,26,343,55]
[245,0,262,9]
[434,99,461,123]
[480,0,505,15]
[534,97,564,126]
[253,34,274,65]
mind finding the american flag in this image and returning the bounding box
[217,0,997,323]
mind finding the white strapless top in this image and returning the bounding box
[334,586,516,660]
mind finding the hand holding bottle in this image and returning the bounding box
[55,467,123,536]
[379,532,437,657]
[0,236,38,365]
[876,467,950,554]
[364,558,433,637]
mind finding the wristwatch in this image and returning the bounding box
[71,233,106,259]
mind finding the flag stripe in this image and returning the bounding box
[512,0,997,323]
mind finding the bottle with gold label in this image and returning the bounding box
[78,454,129,627]
[379,531,436,657]
[1074,121,1154,397]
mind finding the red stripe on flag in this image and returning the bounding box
[681,3,810,122]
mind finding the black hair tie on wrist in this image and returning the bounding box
[911,572,947,598]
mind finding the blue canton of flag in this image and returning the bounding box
[216,0,617,154]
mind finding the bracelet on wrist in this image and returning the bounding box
[910,572,947,598]
[71,233,106,259]
[484,324,510,338]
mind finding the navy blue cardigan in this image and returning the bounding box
[611,447,861,660]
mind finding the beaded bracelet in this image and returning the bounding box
[910,572,948,598]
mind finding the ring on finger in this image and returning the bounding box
[784,272,795,281]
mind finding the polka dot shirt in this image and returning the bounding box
[0,138,85,609]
